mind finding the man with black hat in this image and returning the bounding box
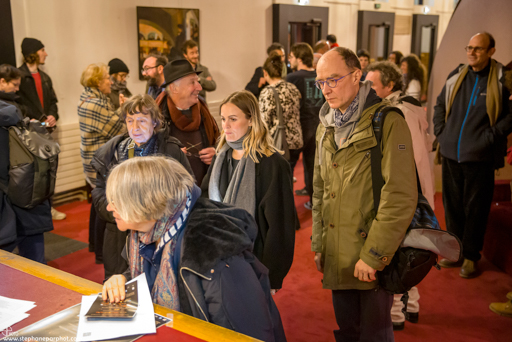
[155,59,220,186]
[18,37,66,221]
[108,58,132,110]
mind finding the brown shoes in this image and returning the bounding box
[438,258,463,268]
[459,259,479,278]
[489,300,512,318]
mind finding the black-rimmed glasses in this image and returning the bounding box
[315,71,355,90]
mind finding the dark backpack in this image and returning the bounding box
[370,106,462,298]
[0,118,60,209]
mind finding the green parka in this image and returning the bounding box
[311,90,417,290]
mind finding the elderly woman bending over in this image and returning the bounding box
[91,94,192,280]
[103,157,286,342]
[202,90,297,291]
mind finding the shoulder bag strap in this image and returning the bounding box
[270,86,285,128]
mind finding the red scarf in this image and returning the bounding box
[156,92,219,146]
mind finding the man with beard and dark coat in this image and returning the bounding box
[108,58,132,110]
[142,54,168,100]
[156,59,220,186]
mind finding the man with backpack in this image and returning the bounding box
[312,48,417,341]
[0,100,54,264]
[366,61,436,330]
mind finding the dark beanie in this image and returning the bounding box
[21,38,44,57]
[108,58,129,75]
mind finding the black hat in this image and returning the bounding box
[108,58,129,75]
[21,38,44,57]
[163,59,202,87]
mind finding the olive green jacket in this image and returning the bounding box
[311,96,417,290]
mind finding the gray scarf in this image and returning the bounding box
[208,134,256,218]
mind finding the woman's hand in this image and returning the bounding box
[102,275,127,303]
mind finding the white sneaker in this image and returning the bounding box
[51,207,66,220]
[293,177,297,183]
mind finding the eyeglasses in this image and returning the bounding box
[315,71,355,90]
[465,46,488,53]
[141,66,158,73]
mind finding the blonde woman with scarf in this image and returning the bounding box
[201,90,297,292]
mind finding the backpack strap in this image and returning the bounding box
[399,95,422,107]
[370,105,408,212]
[270,86,285,128]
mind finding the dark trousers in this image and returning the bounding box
[332,288,394,342]
[288,148,302,175]
[301,123,317,202]
[1,233,46,264]
[89,202,106,262]
[442,157,494,261]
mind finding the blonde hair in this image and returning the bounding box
[106,156,194,223]
[80,63,109,88]
[120,94,164,132]
[217,90,277,163]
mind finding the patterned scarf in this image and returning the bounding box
[117,134,158,162]
[334,93,359,128]
[128,191,192,309]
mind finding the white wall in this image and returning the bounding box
[10,0,453,127]
[10,0,274,125]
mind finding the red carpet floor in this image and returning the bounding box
[49,161,512,342]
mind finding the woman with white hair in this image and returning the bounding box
[103,156,286,342]
[202,90,297,292]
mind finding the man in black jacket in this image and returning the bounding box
[434,32,512,278]
[17,37,65,221]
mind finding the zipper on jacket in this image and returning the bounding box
[180,267,212,322]
[457,76,479,162]
[349,151,371,182]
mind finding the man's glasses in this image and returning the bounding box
[141,66,158,73]
[465,46,488,53]
[315,71,355,90]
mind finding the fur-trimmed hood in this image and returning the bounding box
[180,197,257,276]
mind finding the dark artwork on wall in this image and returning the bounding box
[136,7,199,80]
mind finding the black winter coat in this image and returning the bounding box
[0,101,52,246]
[201,152,297,289]
[17,64,59,121]
[121,195,287,342]
[91,130,193,225]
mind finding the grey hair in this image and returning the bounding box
[106,156,194,223]
[366,61,404,92]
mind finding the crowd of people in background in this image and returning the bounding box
[1,30,512,342]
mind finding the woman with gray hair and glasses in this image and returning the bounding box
[103,156,286,342]
[91,94,192,280]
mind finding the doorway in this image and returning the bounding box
[357,11,395,63]
[273,4,329,55]
[288,21,322,52]
[412,14,439,76]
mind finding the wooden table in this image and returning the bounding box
[0,250,261,342]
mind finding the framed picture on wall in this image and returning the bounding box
[136,7,200,80]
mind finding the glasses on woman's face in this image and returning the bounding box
[315,71,355,90]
